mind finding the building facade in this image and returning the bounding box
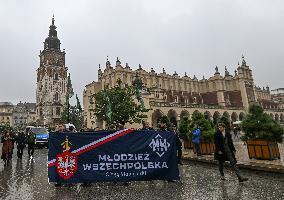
[0,102,13,126]
[13,102,37,128]
[83,56,284,129]
[36,17,68,126]
[0,102,37,128]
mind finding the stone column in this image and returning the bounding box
[217,91,225,107]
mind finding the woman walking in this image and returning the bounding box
[1,131,15,166]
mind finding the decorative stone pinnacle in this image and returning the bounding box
[215,66,220,74]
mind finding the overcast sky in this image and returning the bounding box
[0,0,283,104]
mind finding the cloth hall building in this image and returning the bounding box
[83,57,284,129]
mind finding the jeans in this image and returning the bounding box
[28,144,35,156]
[218,151,242,179]
[194,143,201,156]
[17,146,24,158]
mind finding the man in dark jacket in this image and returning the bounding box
[214,123,248,182]
[27,130,36,157]
[16,132,26,159]
[171,126,183,165]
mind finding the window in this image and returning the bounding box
[55,73,59,80]
[56,107,61,116]
[174,96,178,103]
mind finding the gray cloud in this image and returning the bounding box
[0,0,283,104]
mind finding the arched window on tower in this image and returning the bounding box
[174,96,179,103]
[54,92,59,101]
[56,107,61,116]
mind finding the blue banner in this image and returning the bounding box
[48,129,180,183]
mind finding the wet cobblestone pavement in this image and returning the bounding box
[0,148,284,200]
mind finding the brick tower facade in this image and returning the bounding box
[36,17,68,126]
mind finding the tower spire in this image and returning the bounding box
[44,15,60,50]
[52,14,55,25]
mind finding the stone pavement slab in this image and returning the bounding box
[182,151,284,174]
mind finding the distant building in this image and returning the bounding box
[36,17,69,126]
[13,102,36,128]
[83,56,284,129]
[271,88,284,109]
[0,102,13,126]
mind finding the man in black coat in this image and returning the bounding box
[171,126,183,165]
[214,123,248,182]
[16,132,26,159]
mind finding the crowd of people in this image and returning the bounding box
[1,128,37,166]
[1,119,248,184]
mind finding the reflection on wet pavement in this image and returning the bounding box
[0,148,283,200]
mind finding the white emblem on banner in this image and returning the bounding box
[149,134,170,157]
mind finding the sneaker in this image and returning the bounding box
[238,177,248,182]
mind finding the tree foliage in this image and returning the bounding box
[0,123,14,133]
[159,115,172,129]
[90,85,149,127]
[190,112,215,141]
[178,116,191,140]
[61,95,84,130]
[241,104,284,142]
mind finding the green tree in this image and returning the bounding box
[90,84,149,128]
[159,115,172,129]
[178,116,191,140]
[218,115,231,131]
[241,104,284,142]
[0,123,13,133]
[190,112,215,141]
[61,105,84,130]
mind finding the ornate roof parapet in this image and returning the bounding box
[125,63,131,69]
[241,55,246,66]
[224,66,230,76]
[106,56,111,69]
[173,71,178,76]
[150,68,156,74]
[184,72,188,77]
[116,57,121,66]
[193,75,198,81]
[201,76,207,82]
[214,66,220,75]
[98,64,102,80]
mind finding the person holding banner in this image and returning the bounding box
[171,126,183,165]
[142,121,154,130]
